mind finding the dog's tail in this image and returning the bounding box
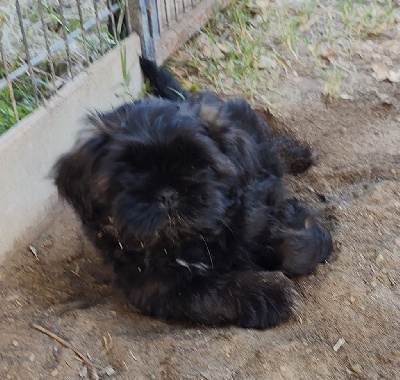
[139,56,189,102]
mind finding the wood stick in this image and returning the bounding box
[32,323,99,380]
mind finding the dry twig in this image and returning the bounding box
[32,323,99,380]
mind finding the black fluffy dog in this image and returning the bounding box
[53,58,332,329]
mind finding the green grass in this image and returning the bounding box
[0,3,119,135]
[168,0,399,109]
[167,0,269,100]
[337,0,395,38]
[2,0,398,135]
[0,59,53,134]
[0,90,36,135]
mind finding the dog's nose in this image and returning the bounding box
[158,188,178,208]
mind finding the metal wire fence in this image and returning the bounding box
[136,0,203,60]
[0,0,210,134]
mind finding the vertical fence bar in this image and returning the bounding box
[0,32,19,123]
[163,0,170,27]
[57,0,73,78]
[15,0,39,106]
[124,0,133,34]
[107,0,118,41]
[125,0,155,59]
[37,0,56,88]
[93,0,104,55]
[138,0,155,59]
[172,0,178,21]
[76,0,90,63]
[148,0,160,40]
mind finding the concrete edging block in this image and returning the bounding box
[0,34,143,260]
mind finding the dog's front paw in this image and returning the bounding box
[126,267,298,329]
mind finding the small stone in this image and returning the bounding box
[349,296,355,304]
[375,254,384,265]
[201,42,212,58]
[371,281,377,288]
[395,238,400,247]
[372,64,390,81]
[388,70,400,83]
[150,375,156,380]
[333,337,345,352]
[51,369,59,377]
[29,245,39,260]
[351,363,362,374]
[110,310,117,316]
[216,42,230,53]
[257,55,277,70]
[12,340,18,347]
[213,46,224,59]
[391,169,397,175]
[29,353,35,362]
[79,365,88,378]
[100,366,116,376]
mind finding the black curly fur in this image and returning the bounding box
[53,58,332,329]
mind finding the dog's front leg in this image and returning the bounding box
[127,258,297,329]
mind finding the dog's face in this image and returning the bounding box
[95,105,234,248]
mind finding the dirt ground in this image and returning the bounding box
[1,1,400,379]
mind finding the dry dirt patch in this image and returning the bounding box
[1,0,400,379]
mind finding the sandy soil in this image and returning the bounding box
[1,2,400,380]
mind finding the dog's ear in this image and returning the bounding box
[86,104,130,135]
[53,135,109,221]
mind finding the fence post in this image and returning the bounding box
[125,0,156,60]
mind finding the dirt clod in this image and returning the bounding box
[333,337,346,352]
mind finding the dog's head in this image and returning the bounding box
[55,99,235,249]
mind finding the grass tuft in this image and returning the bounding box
[168,0,399,109]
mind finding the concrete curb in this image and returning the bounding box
[0,34,143,260]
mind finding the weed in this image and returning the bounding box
[169,0,398,107]
[0,70,48,133]
[320,66,344,99]
[338,0,395,38]
[0,0,118,135]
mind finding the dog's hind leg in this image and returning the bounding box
[139,57,189,102]
[126,260,297,329]
[255,199,333,275]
